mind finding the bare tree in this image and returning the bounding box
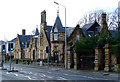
[79,8,118,30]
[79,9,104,27]
[108,8,118,30]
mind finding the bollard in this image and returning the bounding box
[40,61,43,66]
[12,63,14,71]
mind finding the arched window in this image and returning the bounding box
[54,28,58,40]
[54,28,57,32]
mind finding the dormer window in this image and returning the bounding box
[54,28,58,40]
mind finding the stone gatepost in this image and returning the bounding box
[104,44,110,72]
[74,53,78,70]
[94,47,103,71]
[67,50,71,69]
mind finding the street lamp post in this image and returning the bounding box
[54,2,67,69]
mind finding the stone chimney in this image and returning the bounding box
[22,29,26,35]
[40,10,47,31]
[41,10,46,24]
[102,13,106,23]
[101,13,107,31]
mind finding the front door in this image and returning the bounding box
[54,52,59,63]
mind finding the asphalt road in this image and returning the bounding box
[0,63,119,82]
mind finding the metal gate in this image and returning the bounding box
[79,55,95,70]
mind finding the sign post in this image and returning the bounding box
[2,45,5,69]
[9,43,13,71]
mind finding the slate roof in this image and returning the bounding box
[18,35,32,49]
[66,27,75,38]
[81,23,94,36]
[0,40,6,45]
[46,26,52,43]
[19,35,39,49]
[81,23,94,31]
[53,16,65,32]
[18,27,39,49]
[8,38,16,43]
[96,26,101,32]
[81,22,101,36]
[35,28,39,35]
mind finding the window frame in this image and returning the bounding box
[54,28,58,41]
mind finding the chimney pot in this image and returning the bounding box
[22,29,26,35]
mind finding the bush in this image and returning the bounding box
[97,30,112,48]
[75,35,98,54]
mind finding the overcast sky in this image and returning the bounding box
[0,0,119,41]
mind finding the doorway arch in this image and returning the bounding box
[54,51,59,63]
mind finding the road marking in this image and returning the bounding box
[87,76,95,79]
[64,73,69,75]
[41,73,46,77]
[39,73,46,77]
[25,76,32,80]
[58,77,67,80]
[13,73,18,76]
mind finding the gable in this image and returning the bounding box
[68,25,84,39]
[81,22,100,36]
[51,16,65,33]
[14,35,21,51]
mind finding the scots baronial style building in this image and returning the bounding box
[13,10,120,71]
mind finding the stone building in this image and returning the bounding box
[37,10,51,61]
[67,20,101,70]
[14,28,39,60]
[13,10,120,71]
[37,10,82,63]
